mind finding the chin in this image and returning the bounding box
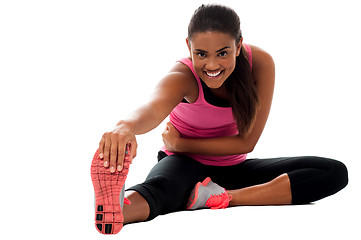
[201,74,229,89]
[207,83,223,89]
[202,79,224,89]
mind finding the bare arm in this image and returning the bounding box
[118,71,189,134]
[99,67,193,172]
[163,46,275,156]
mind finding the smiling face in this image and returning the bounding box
[187,31,242,89]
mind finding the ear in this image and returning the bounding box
[186,38,192,54]
[236,37,243,57]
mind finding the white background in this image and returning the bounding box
[1,0,360,239]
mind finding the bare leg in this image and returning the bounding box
[228,173,292,206]
[122,174,290,225]
[123,191,150,224]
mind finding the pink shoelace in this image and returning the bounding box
[124,198,131,205]
[205,191,232,209]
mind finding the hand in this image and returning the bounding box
[162,122,182,152]
[98,123,137,173]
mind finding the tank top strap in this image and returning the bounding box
[177,58,205,103]
[177,58,199,79]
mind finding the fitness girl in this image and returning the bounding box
[91,4,348,234]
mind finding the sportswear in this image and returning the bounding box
[128,154,348,221]
[91,149,131,234]
[187,177,232,210]
[161,44,253,166]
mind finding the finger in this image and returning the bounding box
[127,142,136,164]
[109,136,118,173]
[163,125,169,134]
[116,141,126,172]
[130,152,136,164]
[103,134,111,167]
[162,127,169,138]
[124,143,131,164]
[131,141,137,163]
[98,134,105,159]
[123,144,132,170]
[125,143,130,157]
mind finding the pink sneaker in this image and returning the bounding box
[186,177,232,210]
[91,147,131,234]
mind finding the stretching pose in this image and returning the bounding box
[91,4,348,234]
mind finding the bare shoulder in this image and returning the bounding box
[248,45,275,86]
[248,45,275,72]
[166,58,198,103]
[168,59,196,81]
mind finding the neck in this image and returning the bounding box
[210,85,228,100]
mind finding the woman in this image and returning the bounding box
[91,4,348,235]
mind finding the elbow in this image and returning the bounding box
[246,144,255,154]
[245,140,258,154]
[235,135,257,154]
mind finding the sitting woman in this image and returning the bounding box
[91,4,348,235]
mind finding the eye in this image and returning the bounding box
[218,51,228,57]
[196,52,206,58]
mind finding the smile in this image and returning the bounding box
[205,70,223,78]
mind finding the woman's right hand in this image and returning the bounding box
[98,123,137,173]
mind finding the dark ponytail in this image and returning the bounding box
[225,48,259,137]
[188,4,259,137]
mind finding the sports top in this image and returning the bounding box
[161,44,252,166]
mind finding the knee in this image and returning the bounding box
[144,175,190,213]
[328,159,348,192]
[145,175,177,194]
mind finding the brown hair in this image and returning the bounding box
[188,4,259,137]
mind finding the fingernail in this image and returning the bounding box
[99,153,103,159]
[104,161,108,167]
[117,165,122,171]
[110,166,115,173]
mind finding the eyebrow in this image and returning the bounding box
[194,46,230,53]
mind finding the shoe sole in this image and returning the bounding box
[91,149,131,234]
[186,182,201,209]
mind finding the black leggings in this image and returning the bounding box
[128,152,348,221]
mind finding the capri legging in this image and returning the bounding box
[128,152,348,221]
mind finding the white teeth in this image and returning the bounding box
[205,71,222,77]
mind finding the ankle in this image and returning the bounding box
[123,191,150,224]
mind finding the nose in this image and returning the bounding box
[205,58,219,70]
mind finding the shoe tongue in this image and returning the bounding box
[206,181,225,196]
[202,177,212,186]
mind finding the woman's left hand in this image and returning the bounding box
[162,122,182,152]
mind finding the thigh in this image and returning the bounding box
[141,154,208,215]
[207,156,333,190]
[145,153,207,187]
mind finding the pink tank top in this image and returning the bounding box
[161,44,252,166]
